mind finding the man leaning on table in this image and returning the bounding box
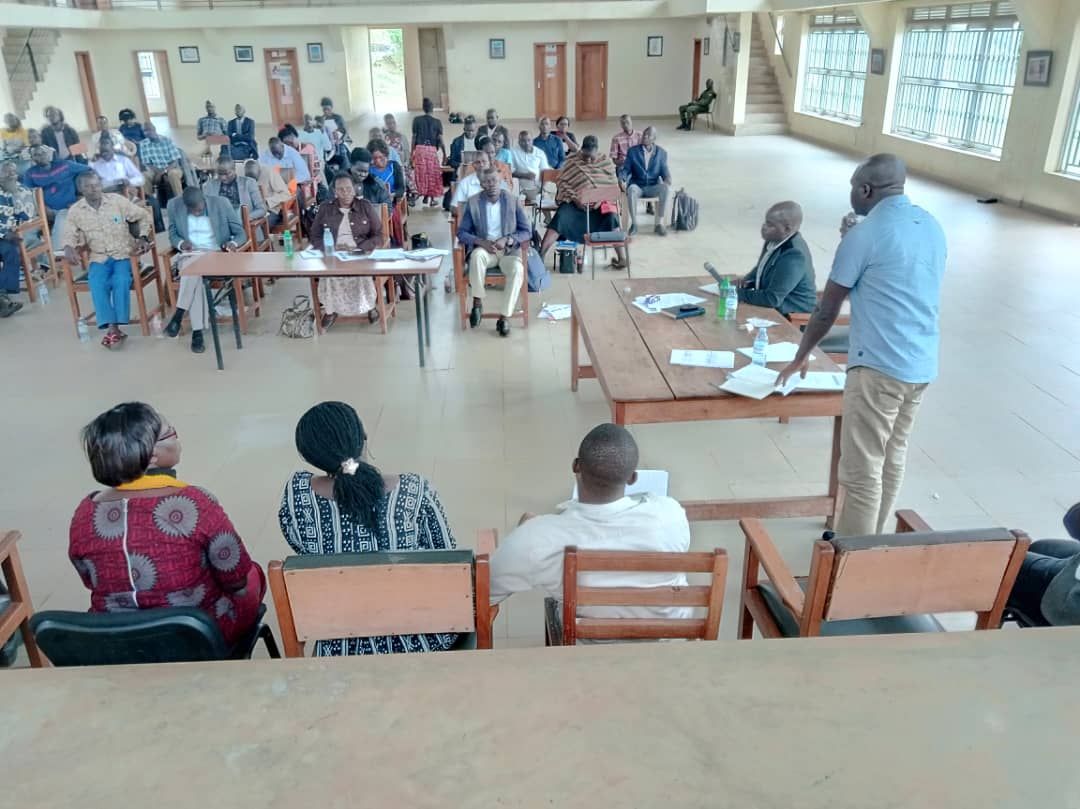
[778,154,946,537]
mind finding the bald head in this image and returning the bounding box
[573,424,639,503]
[761,201,802,243]
[850,153,906,215]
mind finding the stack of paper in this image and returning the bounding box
[735,341,806,363]
[717,366,846,400]
[539,303,572,321]
[333,251,370,262]
[632,293,706,314]
[669,349,734,369]
[368,248,407,261]
[298,247,324,260]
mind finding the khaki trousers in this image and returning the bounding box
[834,366,928,537]
[143,165,184,198]
[175,273,210,331]
[468,247,524,318]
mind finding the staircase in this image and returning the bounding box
[3,28,60,120]
[738,17,788,136]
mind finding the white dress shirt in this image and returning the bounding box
[489,493,692,621]
[91,154,144,189]
[486,200,502,239]
[186,214,217,251]
[451,172,510,209]
[510,146,550,184]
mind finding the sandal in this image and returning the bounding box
[101,332,123,350]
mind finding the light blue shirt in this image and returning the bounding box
[297,127,331,158]
[258,144,311,183]
[829,194,947,384]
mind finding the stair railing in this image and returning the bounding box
[766,13,792,79]
[7,28,40,83]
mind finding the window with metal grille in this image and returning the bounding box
[800,11,870,123]
[892,2,1022,156]
[1062,84,1080,178]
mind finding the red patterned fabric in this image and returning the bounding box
[68,486,266,647]
[413,144,443,197]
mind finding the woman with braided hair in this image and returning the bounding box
[277,401,458,655]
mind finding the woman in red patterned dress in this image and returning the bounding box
[68,402,265,648]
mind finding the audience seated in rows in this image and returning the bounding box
[490,424,693,620]
[204,155,267,220]
[23,143,91,252]
[70,402,266,648]
[279,401,457,655]
[511,129,550,204]
[61,172,153,348]
[411,97,445,207]
[458,167,530,338]
[195,99,227,155]
[41,106,83,163]
[737,201,817,316]
[310,173,384,330]
[138,121,185,200]
[117,108,146,143]
[227,104,258,161]
[619,126,671,237]
[90,114,136,160]
[245,159,290,227]
[533,116,566,170]
[163,187,246,354]
[0,161,35,317]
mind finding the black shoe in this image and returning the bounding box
[0,296,20,318]
[821,530,835,542]
[469,303,482,328]
[496,317,510,337]
[191,330,205,353]
[654,224,668,237]
[164,309,184,338]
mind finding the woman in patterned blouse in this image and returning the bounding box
[278,401,458,656]
[68,403,266,648]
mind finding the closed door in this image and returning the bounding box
[265,48,304,129]
[75,52,101,125]
[534,43,566,120]
[575,42,608,121]
[419,27,449,109]
[692,39,702,100]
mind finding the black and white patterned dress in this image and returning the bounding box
[278,471,458,656]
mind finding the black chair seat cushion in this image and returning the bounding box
[757,579,944,637]
[818,326,849,355]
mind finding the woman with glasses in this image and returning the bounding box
[68,403,266,648]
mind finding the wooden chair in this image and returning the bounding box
[737,511,1030,639]
[61,208,165,336]
[242,205,272,253]
[14,187,60,304]
[268,548,495,657]
[528,167,561,230]
[545,546,728,645]
[580,185,631,279]
[270,195,301,246]
[0,530,45,668]
[450,206,529,331]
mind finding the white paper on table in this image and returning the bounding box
[367,248,406,261]
[631,293,706,314]
[699,282,720,296]
[539,303,572,321]
[333,250,370,262]
[403,248,450,260]
[298,247,324,260]
[794,372,847,392]
[669,349,735,369]
[716,365,795,399]
[572,469,669,500]
[746,317,780,329]
[736,341,807,363]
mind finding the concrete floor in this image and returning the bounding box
[3,114,1079,656]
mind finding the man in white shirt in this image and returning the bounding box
[258,136,311,184]
[298,113,331,159]
[490,424,692,624]
[90,115,136,159]
[510,129,550,204]
[450,151,509,210]
[90,136,164,232]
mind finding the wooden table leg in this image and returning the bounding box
[571,307,580,392]
[826,414,843,529]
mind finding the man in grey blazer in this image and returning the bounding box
[203,154,267,221]
[163,187,246,353]
[738,201,817,316]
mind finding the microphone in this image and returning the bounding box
[702,261,724,285]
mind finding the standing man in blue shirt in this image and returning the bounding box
[779,154,947,537]
[533,116,565,170]
[618,126,671,236]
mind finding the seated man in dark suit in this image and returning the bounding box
[738,201,817,316]
[227,104,258,161]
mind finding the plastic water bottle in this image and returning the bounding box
[76,317,90,343]
[322,226,334,257]
[752,326,769,367]
[283,229,294,259]
[717,278,729,320]
[725,281,738,322]
[37,280,49,306]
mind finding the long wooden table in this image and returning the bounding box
[570,277,845,524]
[180,252,443,370]
[5,629,1077,807]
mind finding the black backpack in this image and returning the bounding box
[671,188,699,232]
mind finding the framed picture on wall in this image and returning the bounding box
[307,42,324,63]
[869,48,886,75]
[647,36,663,58]
[1024,50,1053,86]
[703,37,710,56]
[489,38,505,59]
[233,45,254,63]
[178,46,200,64]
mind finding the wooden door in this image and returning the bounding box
[74,52,101,125]
[534,43,566,120]
[575,42,608,121]
[265,48,304,129]
[692,39,702,100]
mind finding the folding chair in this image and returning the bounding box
[450,206,528,331]
[0,530,44,668]
[580,185,631,279]
[15,187,60,303]
[690,99,715,131]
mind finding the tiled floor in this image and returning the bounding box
[4,114,1080,656]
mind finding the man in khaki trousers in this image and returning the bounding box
[779,154,946,536]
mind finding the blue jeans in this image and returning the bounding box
[0,237,21,295]
[88,256,132,329]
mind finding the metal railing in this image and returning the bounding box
[800,28,869,123]
[1059,90,1080,177]
[6,29,40,83]
[766,13,792,79]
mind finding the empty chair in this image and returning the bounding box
[0,530,44,668]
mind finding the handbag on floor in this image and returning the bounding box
[527,246,551,292]
[279,295,315,339]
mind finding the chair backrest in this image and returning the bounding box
[206,134,230,146]
[29,607,229,666]
[540,168,561,186]
[379,203,392,247]
[268,549,492,657]
[561,546,728,644]
[578,184,621,208]
[806,528,1029,632]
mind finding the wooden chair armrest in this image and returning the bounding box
[14,220,42,235]
[895,510,932,533]
[0,530,22,561]
[740,518,805,615]
[476,528,498,558]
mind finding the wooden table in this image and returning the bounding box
[5,629,1077,807]
[181,252,443,370]
[570,276,845,524]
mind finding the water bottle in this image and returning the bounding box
[76,317,90,343]
[725,281,738,322]
[752,326,768,367]
[322,226,334,257]
[717,278,729,320]
[37,280,49,306]
[283,229,294,259]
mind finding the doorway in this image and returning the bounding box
[418,27,448,109]
[575,42,607,121]
[370,28,407,114]
[134,50,177,129]
[264,48,304,130]
[534,43,567,120]
[692,39,702,99]
[74,52,101,125]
